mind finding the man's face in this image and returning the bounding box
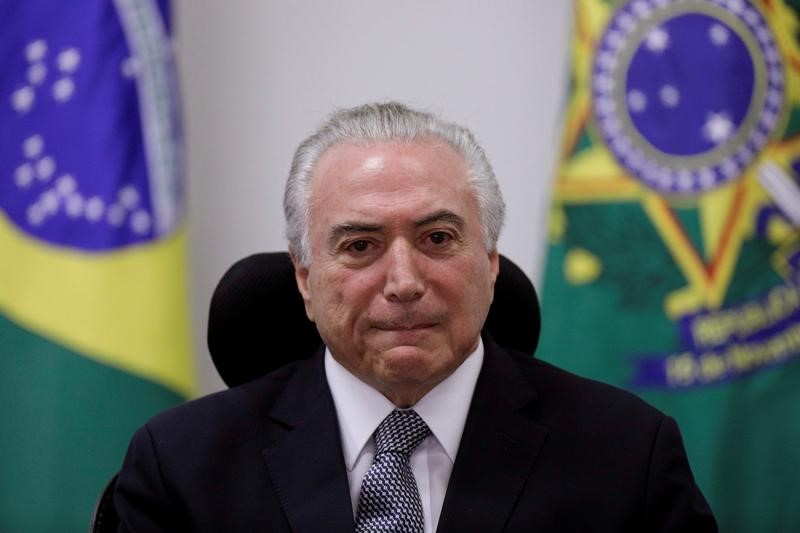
[293,139,499,406]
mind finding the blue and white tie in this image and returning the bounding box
[355,409,431,532]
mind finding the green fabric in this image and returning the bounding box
[542,2,800,531]
[0,314,183,532]
[540,204,800,533]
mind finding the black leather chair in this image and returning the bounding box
[89,252,540,531]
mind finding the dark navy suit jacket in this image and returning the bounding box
[115,336,717,532]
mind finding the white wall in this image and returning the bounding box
[175,1,573,394]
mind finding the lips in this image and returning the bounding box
[368,308,445,333]
[373,322,437,331]
[370,313,442,331]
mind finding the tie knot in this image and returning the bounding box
[374,409,430,457]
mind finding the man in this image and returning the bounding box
[115,102,717,531]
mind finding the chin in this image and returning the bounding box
[375,345,450,384]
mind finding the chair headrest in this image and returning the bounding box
[208,252,540,388]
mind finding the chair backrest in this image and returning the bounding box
[207,252,540,388]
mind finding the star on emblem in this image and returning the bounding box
[703,112,735,144]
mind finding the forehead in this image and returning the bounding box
[308,139,472,206]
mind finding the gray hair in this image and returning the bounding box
[283,102,505,266]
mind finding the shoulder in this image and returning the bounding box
[139,355,319,447]
[115,358,320,530]
[482,348,718,530]
[499,346,668,436]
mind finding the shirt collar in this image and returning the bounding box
[325,339,484,471]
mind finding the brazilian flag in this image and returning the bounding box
[540,1,800,531]
[0,1,193,530]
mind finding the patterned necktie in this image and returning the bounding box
[355,409,431,533]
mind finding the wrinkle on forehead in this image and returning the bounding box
[316,142,465,184]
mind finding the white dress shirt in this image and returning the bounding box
[325,340,484,533]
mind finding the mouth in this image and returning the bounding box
[374,322,437,332]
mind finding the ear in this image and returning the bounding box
[290,253,315,322]
[488,249,500,286]
[487,250,500,305]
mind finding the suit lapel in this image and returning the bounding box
[261,350,355,532]
[437,337,548,532]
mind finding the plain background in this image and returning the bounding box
[174,1,573,394]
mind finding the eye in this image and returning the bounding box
[427,231,452,246]
[337,238,379,265]
[347,239,371,253]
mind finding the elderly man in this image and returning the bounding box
[115,102,717,531]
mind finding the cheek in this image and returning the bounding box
[455,262,495,324]
[309,273,342,317]
[309,270,367,328]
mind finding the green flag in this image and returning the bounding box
[0,1,194,530]
[540,1,800,531]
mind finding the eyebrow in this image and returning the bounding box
[327,223,382,250]
[328,210,466,248]
[414,210,465,231]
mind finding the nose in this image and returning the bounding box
[383,240,426,303]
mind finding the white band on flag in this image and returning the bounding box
[758,161,800,227]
